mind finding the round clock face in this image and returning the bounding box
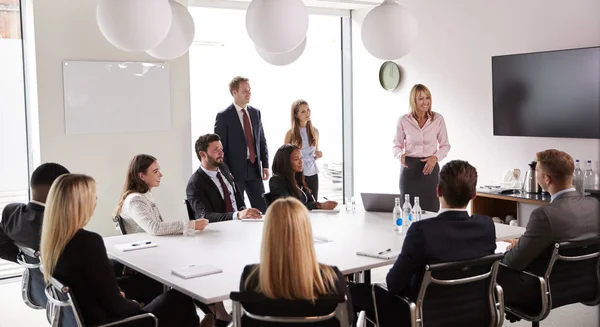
[379,61,401,91]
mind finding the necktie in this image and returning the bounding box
[241,109,257,164]
[216,172,234,212]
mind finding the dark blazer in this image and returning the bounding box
[240,264,354,325]
[0,202,45,262]
[214,104,269,182]
[186,164,246,222]
[386,211,496,297]
[503,191,600,272]
[53,229,142,326]
[269,174,317,210]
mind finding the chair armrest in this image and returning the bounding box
[495,284,504,327]
[499,262,542,279]
[97,313,158,327]
[357,311,366,327]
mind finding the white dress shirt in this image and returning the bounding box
[550,187,576,203]
[233,102,253,159]
[30,200,45,207]
[437,208,468,214]
[200,165,239,218]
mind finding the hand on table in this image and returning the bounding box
[317,201,338,210]
[190,218,209,231]
[421,156,438,175]
[506,238,519,251]
[239,208,262,219]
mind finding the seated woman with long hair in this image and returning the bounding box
[239,197,353,324]
[269,144,337,210]
[40,174,200,327]
[115,154,209,235]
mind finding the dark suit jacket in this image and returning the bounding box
[386,211,496,297]
[240,264,354,326]
[269,174,317,210]
[186,164,246,222]
[0,202,45,262]
[214,104,269,182]
[53,229,142,326]
[503,191,600,272]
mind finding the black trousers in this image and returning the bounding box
[142,289,200,327]
[497,265,543,315]
[239,160,267,212]
[349,284,410,327]
[399,157,440,212]
[305,174,319,201]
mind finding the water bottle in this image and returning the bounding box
[402,194,412,228]
[573,160,584,194]
[393,197,402,231]
[583,160,596,190]
[412,197,422,222]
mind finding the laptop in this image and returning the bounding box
[360,193,402,212]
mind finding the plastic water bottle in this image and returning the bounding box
[393,197,402,231]
[573,160,584,194]
[403,194,412,228]
[412,197,422,222]
[583,160,596,190]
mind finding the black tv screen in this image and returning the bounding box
[492,46,600,139]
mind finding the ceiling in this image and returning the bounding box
[188,0,382,11]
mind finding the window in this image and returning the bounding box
[0,0,30,278]
[189,7,344,202]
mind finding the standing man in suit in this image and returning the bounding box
[215,76,269,212]
[499,149,600,315]
[187,133,262,222]
[350,160,496,326]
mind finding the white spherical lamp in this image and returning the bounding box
[147,2,195,60]
[255,38,307,66]
[361,0,418,60]
[246,0,308,54]
[97,0,172,52]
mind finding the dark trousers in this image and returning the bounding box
[305,174,319,201]
[399,157,440,212]
[142,289,200,327]
[239,160,267,212]
[349,284,410,327]
[497,265,543,315]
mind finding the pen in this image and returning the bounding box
[378,248,391,255]
[324,197,329,200]
[131,241,152,246]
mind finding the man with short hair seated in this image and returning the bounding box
[499,149,600,318]
[350,160,496,326]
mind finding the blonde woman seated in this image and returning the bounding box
[40,174,200,326]
[239,197,353,324]
[115,154,209,235]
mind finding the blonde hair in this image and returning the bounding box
[287,99,317,148]
[409,84,435,119]
[246,197,337,301]
[536,149,574,184]
[41,174,96,283]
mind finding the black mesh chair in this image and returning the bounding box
[44,276,157,327]
[184,199,195,220]
[229,291,364,327]
[16,245,46,310]
[502,238,600,327]
[372,253,505,327]
[113,215,127,235]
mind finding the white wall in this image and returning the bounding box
[33,0,192,236]
[352,0,600,194]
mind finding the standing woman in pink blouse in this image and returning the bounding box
[393,84,451,212]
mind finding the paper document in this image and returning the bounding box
[171,264,223,279]
[114,240,158,252]
[241,218,265,222]
[312,207,341,213]
[356,248,401,260]
[313,235,332,244]
[495,241,511,254]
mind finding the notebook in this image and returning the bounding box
[171,264,223,279]
[312,207,341,213]
[114,240,158,252]
[241,218,265,222]
[356,248,401,259]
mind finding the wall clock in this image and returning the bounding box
[379,61,401,91]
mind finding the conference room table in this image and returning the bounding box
[104,208,525,304]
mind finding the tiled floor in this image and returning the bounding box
[1,271,598,326]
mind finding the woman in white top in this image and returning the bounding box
[284,99,323,200]
[114,154,209,236]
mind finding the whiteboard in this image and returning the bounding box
[62,60,171,134]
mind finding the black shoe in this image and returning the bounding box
[215,319,231,327]
[505,312,522,323]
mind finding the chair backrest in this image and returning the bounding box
[415,253,504,327]
[262,193,274,207]
[16,245,46,309]
[44,277,85,327]
[543,237,600,309]
[229,291,349,327]
[184,199,195,221]
[113,215,127,235]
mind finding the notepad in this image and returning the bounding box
[495,241,511,254]
[312,207,341,213]
[114,240,158,252]
[241,218,265,222]
[171,264,223,279]
[356,249,401,259]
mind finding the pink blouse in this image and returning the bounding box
[392,113,451,161]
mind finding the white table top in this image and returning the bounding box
[104,209,525,304]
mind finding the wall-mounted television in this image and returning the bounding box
[492,46,600,139]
